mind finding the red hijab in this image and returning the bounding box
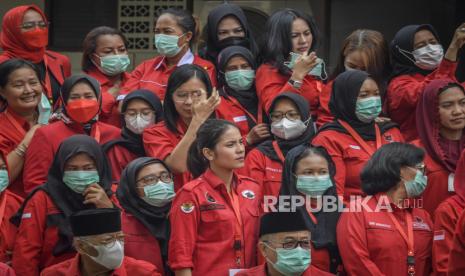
[0,5,48,63]
[416,79,465,173]
[453,150,465,208]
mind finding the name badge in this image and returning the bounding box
[349,145,361,150]
[229,269,244,276]
[233,115,247,123]
[448,173,455,192]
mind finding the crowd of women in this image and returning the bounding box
[0,2,465,275]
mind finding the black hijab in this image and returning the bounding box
[103,90,163,157]
[320,70,397,140]
[116,157,171,261]
[390,24,441,79]
[456,46,465,82]
[11,135,113,255]
[257,93,315,162]
[217,45,259,128]
[203,2,258,64]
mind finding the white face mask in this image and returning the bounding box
[124,113,154,134]
[85,240,124,270]
[412,44,444,70]
[271,118,308,140]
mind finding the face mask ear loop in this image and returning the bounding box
[320,61,328,81]
[396,45,417,64]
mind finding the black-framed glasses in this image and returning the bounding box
[269,110,301,122]
[19,21,49,30]
[266,239,311,250]
[136,172,173,185]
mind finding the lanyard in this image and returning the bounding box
[338,119,382,155]
[227,186,244,267]
[272,141,286,163]
[386,210,415,275]
[225,92,263,125]
[4,110,27,139]
[42,56,53,101]
[0,193,8,229]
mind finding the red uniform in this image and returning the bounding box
[0,263,16,276]
[105,145,138,183]
[40,255,161,276]
[312,127,404,201]
[12,190,76,276]
[0,190,23,263]
[22,121,120,194]
[122,210,165,275]
[0,107,32,197]
[143,121,191,191]
[385,59,457,142]
[120,51,216,101]
[168,169,260,276]
[255,63,322,115]
[85,67,130,127]
[235,263,333,276]
[447,208,465,275]
[316,81,334,129]
[337,194,433,276]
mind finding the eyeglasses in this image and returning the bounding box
[19,21,49,30]
[269,110,301,122]
[80,232,125,248]
[124,109,154,120]
[410,163,426,174]
[265,239,311,250]
[173,90,204,103]
[136,172,173,185]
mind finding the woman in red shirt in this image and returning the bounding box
[385,23,465,141]
[143,64,219,191]
[412,79,465,217]
[0,59,45,197]
[447,205,465,275]
[338,142,433,276]
[313,70,404,202]
[169,119,260,276]
[82,26,131,127]
[256,8,323,115]
[117,157,173,275]
[120,8,216,101]
[104,90,163,183]
[0,5,71,104]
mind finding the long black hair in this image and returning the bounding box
[155,8,197,48]
[260,8,320,75]
[187,119,239,178]
[163,64,213,134]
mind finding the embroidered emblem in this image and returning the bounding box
[180,202,195,214]
[199,203,226,211]
[242,190,255,199]
[205,192,216,203]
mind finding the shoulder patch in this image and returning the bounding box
[180,202,195,214]
[205,192,216,203]
[241,190,256,200]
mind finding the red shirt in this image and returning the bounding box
[122,210,165,275]
[235,263,334,276]
[432,197,464,275]
[85,67,130,127]
[0,107,31,197]
[105,144,139,183]
[12,190,76,276]
[447,206,465,275]
[0,190,23,263]
[316,81,334,129]
[120,51,216,100]
[337,195,433,276]
[22,120,121,194]
[385,59,457,142]
[40,255,161,276]
[0,263,16,276]
[312,127,404,202]
[255,63,322,115]
[143,121,191,191]
[168,169,260,276]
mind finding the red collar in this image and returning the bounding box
[5,106,31,130]
[85,66,130,87]
[201,168,240,191]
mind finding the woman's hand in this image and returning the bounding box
[246,123,271,145]
[445,23,465,61]
[291,51,318,81]
[107,79,122,98]
[21,124,42,148]
[192,87,221,124]
[82,183,113,208]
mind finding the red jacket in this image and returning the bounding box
[22,120,120,194]
[168,169,260,276]
[447,206,465,275]
[255,63,322,115]
[316,81,334,129]
[384,59,457,142]
[122,210,165,275]
[411,139,454,218]
[40,255,161,276]
[143,121,192,191]
[337,194,433,276]
[0,263,16,276]
[312,127,404,202]
[235,263,333,276]
[105,144,138,183]
[12,190,76,276]
[432,196,464,276]
[0,190,23,263]
[85,67,131,127]
[120,52,216,101]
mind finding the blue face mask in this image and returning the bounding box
[38,93,51,125]
[154,33,186,57]
[284,52,327,80]
[404,169,428,198]
[225,69,255,91]
[265,243,311,276]
[62,170,100,194]
[0,170,9,193]
[355,96,382,123]
[142,181,175,207]
[296,174,332,197]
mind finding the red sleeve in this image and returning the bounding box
[99,92,117,121]
[432,202,457,276]
[12,191,49,276]
[316,81,334,129]
[22,128,54,194]
[240,149,265,187]
[337,210,385,276]
[119,62,146,95]
[447,209,465,276]
[168,188,199,270]
[61,55,71,78]
[142,125,174,160]
[0,263,16,276]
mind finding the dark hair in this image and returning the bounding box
[438,82,465,95]
[156,8,197,48]
[163,64,213,134]
[361,142,424,195]
[187,119,239,178]
[81,26,128,71]
[293,146,336,178]
[0,58,41,88]
[260,8,319,75]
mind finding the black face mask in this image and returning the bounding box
[216,36,250,52]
